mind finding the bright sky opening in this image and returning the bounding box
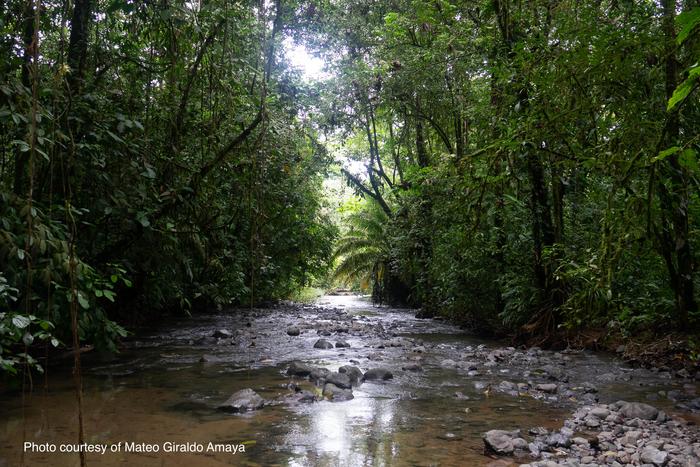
[284,39,328,81]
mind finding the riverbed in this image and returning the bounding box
[1,295,698,466]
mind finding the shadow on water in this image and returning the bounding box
[0,295,696,466]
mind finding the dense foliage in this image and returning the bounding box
[320,0,700,339]
[0,0,335,371]
[2,0,700,372]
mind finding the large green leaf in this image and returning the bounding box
[677,7,700,45]
[654,146,681,162]
[11,315,30,329]
[667,65,700,111]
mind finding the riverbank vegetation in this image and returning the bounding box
[325,1,700,346]
[2,0,700,374]
[0,0,336,373]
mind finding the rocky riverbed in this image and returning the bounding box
[485,399,700,466]
[1,295,698,466]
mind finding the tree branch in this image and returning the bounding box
[341,168,392,216]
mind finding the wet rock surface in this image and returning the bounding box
[217,388,264,413]
[313,338,334,349]
[362,368,394,381]
[484,429,523,454]
[322,383,354,401]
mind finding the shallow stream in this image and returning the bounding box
[0,295,697,466]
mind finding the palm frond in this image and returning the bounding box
[332,236,380,259]
[332,200,390,285]
[333,250,383,282]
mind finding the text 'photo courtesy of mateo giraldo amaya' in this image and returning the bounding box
[23,441,248,456]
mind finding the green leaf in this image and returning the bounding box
[50,337,59,347]
[77,293,90,309]
[22,332,34,346]
[11,315,31,329]
[654,146,681,162]
[105,130,124,143]
[110,274,118,283]
[677,7,700,45]
[36,147,49,162]
[140,167,156,179]
[679,149,698,172]
[668,66,700,111]
[103,290,116,302]
[136,212,150,228]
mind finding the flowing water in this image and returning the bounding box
[0,295,697,466]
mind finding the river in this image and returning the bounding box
[1,295,698,466]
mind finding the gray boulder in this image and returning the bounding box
[326,371,352,389]
[286,326,301,336]
[335,340,350,348]
[218,388,264,413]
[339,365,363,385]
[314,339,334,349]
[589,406,610,418]
[287,361,313,377]
[483,429,518,454]
[363,368,393,381]
[620,430,641,446]
[544,432,572,448]
[616,401,659,420]
[640,446,669,466]
[511,437,528,450]
[584,415,600,428]
[323,383,353,401]
[309,367,331,384]
[535,383,558,393]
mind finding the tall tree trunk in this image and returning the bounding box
[67,0,92,91]
[412,97,435,314]
[526,142,555,303]
[657,0,696,327]
[415,98,429,168]
[493,0,558,319]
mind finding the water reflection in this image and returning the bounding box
[284,389,398,466]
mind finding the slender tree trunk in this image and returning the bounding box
[551,160,565,244]
[454,115,464,159]
[13,0,35,195]
[490,71,506,315]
